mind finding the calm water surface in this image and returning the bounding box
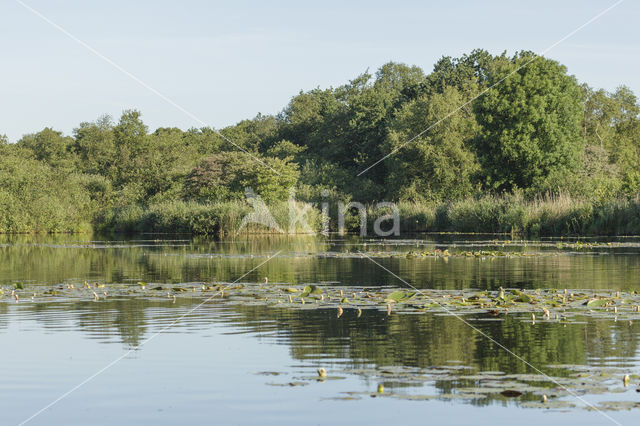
[1,234,640,425]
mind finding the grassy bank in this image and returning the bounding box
[95,200,322,235]
[88,194,640,237]
[385,194,640,236]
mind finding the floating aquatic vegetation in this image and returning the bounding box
[261,363,639,411]
[5,280,640,325]
[184,240,639,263]
[256,371,281,376]
[265,381,308,387]
[589,401,640,411]
[520,399,575,410]
[385,291,416,303]
[314,249,560,260]
[301,285,322,298]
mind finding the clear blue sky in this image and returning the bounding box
[0,0,637,142]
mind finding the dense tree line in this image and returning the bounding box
[1,49,639,233]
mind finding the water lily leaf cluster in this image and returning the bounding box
[4,280,640,325]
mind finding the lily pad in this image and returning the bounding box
[300,285,322,298]
[385,291,416,303]
[585,298,609,308]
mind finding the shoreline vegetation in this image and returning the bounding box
[94,193,640,237]
[2,49,640,236]
[2,193,640,237]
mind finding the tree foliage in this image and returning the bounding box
[473,52,584,191]
[184,152,299,203]
[1,49,639,233]
[385,86,479,201]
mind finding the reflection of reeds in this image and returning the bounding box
[1,235,639,294]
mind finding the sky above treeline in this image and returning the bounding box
[1,0,637,142]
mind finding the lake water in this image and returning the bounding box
[1,234,640,425]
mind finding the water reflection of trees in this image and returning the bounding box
[7,298,637,372]
[2,235,640,406]
[1,235,639,291]
[229,303,640,406]
[4,296,639,407]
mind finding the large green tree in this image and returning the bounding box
[17,128,75,169]
[385,86,480,201]
[582,85,640,194]
[73,115,116,176]
[473,52,584,192]
[184,151,299,203]
[278,62,426,199]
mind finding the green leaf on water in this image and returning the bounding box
[385,291,416,303]
[13,283,24,290]
[512,290,532,303]
[585,298,609,307]
[300,285,322,298]
[516,294,533,303]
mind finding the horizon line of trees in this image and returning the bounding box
[1,49,639,232]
